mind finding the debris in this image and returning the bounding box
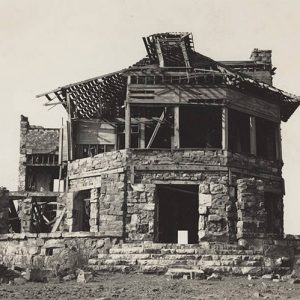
[13,277,27,285]
[262,274,273,280]
[290,278,300,284]
[207,273,222,281]
[24,268,49,282]
[253,291,264,298]
[77,269,93,283]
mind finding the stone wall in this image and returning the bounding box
[18,115,60,191]
[67,150,127,237]
[0,233,120,271]
[20,115,59,154]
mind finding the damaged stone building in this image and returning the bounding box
[1,32,300,275]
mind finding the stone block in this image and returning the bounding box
[199,194,212,207]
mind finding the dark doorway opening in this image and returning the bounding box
[264,192,283,234]
[156,185,199,244]
[73,189,91,232]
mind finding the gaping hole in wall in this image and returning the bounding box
[129,106,173,149]
[264,192,283,234]
[256,118,277,160]
[8,199,21,233]
[228,110,250,153]
[31,196,58,233]
[180,106,222,148]
[156,185,199,244]
[72,189,91,232]
[26,166,59,192]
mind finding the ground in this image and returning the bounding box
[0,273,300,299]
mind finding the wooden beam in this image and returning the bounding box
[146,109,165,149]
[125,76,131,149]
[155,40,164,67]
[140,122,146,149]
[180,41,191,68]
[250,116,257,155]
[222,107,228,150]
[173,106,180,149]
[51,208,66,232]
[66,91,74,160]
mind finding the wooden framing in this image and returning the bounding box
[125,76,131,149]
[222,107,228,150]
[146,109,165,149]
[173,106,180,148]
[66,91,74,160]
[140,122,146,148]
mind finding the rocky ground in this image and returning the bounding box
[0,273,300,299]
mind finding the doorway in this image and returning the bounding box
[156,185,199,244]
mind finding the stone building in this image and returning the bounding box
[1,32,300,275]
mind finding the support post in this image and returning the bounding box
[140,122,146,149]
[66,90,73,161]
[174,106,180,148]
[275,123,282,161]
[222,107,228,150]
[250,116,257,155]
[125,76,131,149]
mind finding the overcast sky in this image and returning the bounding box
[0,0,299,234]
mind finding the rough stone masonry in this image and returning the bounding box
[1,32,300,277]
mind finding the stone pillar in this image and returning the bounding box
[20,198,32,232]
[236,178,266,240]
[198,180,230,242]
[0,187,9,234]
[90,188,100,232]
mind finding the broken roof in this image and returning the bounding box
[37,32,300,122]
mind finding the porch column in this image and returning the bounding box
[174,106,180,148]
[250,116,257,155]
[140,122,146,149]
[222,107,228,150]
[125,76,131,149]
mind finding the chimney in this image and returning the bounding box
[250,48,272,65]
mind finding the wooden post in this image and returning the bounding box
[66,91,73,160]
[250,116,257,155]
[174,106,180,148]
[275,123,282,161]
[222,107,228,150]
[125,76,131,149]
[140,122,146,149]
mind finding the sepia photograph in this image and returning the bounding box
[0,0,300,298]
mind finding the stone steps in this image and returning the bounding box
[88,242,269,276]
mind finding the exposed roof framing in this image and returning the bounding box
[37,32,300,122]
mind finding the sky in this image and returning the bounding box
[0,0,300,234]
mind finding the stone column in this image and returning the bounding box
[90,188,100,232]
[236,178,265,240]
[20,198,32,233]
[0,187,9,234]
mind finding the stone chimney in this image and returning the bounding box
[249,49,273,85]
[250,49,272,65]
